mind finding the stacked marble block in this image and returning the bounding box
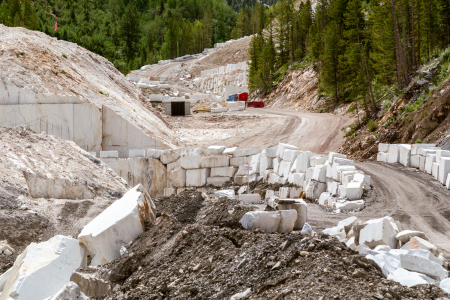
[377,143,450,188]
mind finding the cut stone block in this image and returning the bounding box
[233,149,260,157]
[335,200,365,211]
[276,143,298,159]
[323,226,347,242]
[147,149,162,159]
[278,161,293,178]
[438,157,450,185]
[0,236,85,300]
[262,169,272,181]
[359,216,399,249]
[230,156,251,167]
[210,166,238,177]
[312,164,327,183]
[186,169,210,187]
[259,154,272,174]
[388,144,399,163]
[290,159,297,173]
[436,150,450,163]
[234,174,256,185]
[418,148,440,156]
[419,155,426,172]
[411,144,436,155]
[425,154,437,174]
[378,144,389,153]
[265,190,275,200]
[236,164,257,176]
[239,194,262,204]
[332,157,355,166]
[279,187,289,199]
[310,155,327,167]
[278,177,287,184]
[181,148,204,156]
[401,236,439,257]
[276,199,307,229]
[305,180,326,200]
[238,186,248,195]
[399,249,448,280]
[170,168,186,187]
[268,172,280,184]
[164,187,175,197]
[388,268,435,287]
[223,147,237,155]
[263,148,277,158]
[447,174,450,189]
[167,159,181,172]
[207,176,231,187]
[180,154,203,169]
[346,180,363,200]
[411,155,420,168]
[432,162,439,180]
[214,190,235,199]
[399,144,412,167]
[329,152,347,164]
[306,167,315,183]
[291,173,306,187]
[78,185,156,265]
[211,107,227,113]
[129,149,145,158]
[395,230,428,243]
[273,157,282,174]
[332,165,356,182]
[201,156,230,168]
[240,210,298,233]
[296,151,316,173]
[160,148,183,164]
[205,146,226,156]
[250,153,262,165]
[377,152,387,163]
[283,149,300,162]
[100,151,119,158]
[289,187,302,198]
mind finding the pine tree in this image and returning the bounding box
[321,21,342,102]
[120,5,140,60]
[23,0,39,30]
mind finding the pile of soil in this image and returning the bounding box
[96,193,450,300]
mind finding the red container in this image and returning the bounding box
[237,92,248,101]
[247,101,264,108]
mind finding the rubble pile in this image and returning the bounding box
[153,143,370,213]
[377,143,450,188]
[323,216,450,291]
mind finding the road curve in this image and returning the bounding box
[221,108,354,154]
[356,162,450,254]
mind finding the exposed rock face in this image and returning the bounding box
[0,25,177,153]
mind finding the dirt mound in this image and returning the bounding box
[155,190,205,225]
[102,213,449,300]
[0,127,127,270]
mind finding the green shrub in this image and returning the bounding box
[98,91,104,95]
[62,54,67,59]
[415,139,422,144]
[424,110,428,116]
[367,121,377,132]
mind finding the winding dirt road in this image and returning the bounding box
[217,108,354,153]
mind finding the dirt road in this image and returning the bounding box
[219,108,353,153]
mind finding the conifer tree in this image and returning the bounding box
[23,0,39,30]
[321,21,342,102]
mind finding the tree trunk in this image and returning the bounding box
[389,0,410,88]
[399,0,410,71]
[417,0,421,65]
[411,0,415,67]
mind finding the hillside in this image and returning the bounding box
[0,0,239,72]
[0,25,177,150]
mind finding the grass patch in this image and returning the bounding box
[415,139,422,144]
[367,121,377,132]
[62,54,68,59]
[98,91,104,95]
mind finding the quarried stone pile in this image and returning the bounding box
[323,216,449,291]
[377,143,450,188]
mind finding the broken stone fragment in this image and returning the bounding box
[276,199,307,230]
[214,190,235,199]
[70,271,111,297]
[0,235,85,300]
[48,282,88,300]
[205,145,226,156]
[359,216,399,249]
[399,249,448,280]
[301,223,314,237]
[78,184,156,266]
[387,268,435,287]
[160,148,183,164]
[401,236,439,257]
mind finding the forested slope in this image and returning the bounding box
[0,0,268,72]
